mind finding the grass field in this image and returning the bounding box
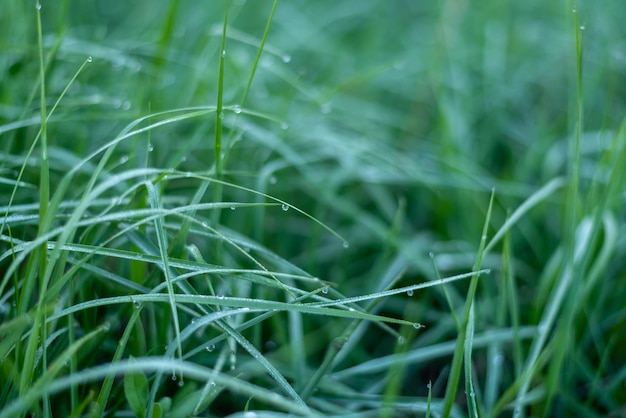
[1,0,626,417]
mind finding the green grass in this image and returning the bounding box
[1,0,626,417]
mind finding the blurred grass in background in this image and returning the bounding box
[1,0,626,416]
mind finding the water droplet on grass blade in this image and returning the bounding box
[221,50,226,57]
[281,203,289,211]
[87,56,93,63]
[206,344,215,352]
[282,55,291,63]
[280,122,288,130]
[233,105,242,114]
[269,176,277,184]
[321,286,329,294]
[579,23,585,30]
[230,206,236,211]
[407,289,414,296]
[413,322,424,329]
[119,155,129,164]
[342,241,349,249]
[36,2,41,10]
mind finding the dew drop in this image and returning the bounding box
[171,374,177,381]
[407,289,414,296]
[493,354,504,366]
[230,206,236,211]
[320,103,332,114]
[87,56,93,63]
[321,286,329,295]
[397,336,405,345]
[342,241,349,249]
[119,155,129,164]
[281,203,289,211]
[579,23,585,30]
[102,322,111,332]
[210,381,217,387]
[206,344,216,352]
[36,2,41,10]
[280,122,289,130]
[148,144,154,152]
[178,380,184,387]
[217,295,225,300]
[282,55,291,63]
[221,50,226,57]
[429,251,435,258]
[572,6,577,13]
[233,105,242,114]
[219,112,225,120]
[191,317,197,324]
[413,322,424,329]
[269,176,277,184]
[427,381,432,389]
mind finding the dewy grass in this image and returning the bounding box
[2,1,626,417]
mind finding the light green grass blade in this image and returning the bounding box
[0,358,318,418]
[442,189,495,417]
[145,181,184,366]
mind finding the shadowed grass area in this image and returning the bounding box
[1,0,626,417]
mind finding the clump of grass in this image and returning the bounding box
[2,1,626,417]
